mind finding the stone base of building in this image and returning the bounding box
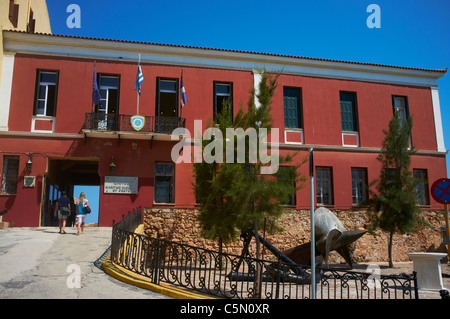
[143,207,448,264]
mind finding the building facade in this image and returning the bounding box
[0,30,447,227]
[0,0,51,107]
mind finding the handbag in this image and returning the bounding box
[60,206,70,215]
[84,206,91,214]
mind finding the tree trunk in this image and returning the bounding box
[388,230,394,268]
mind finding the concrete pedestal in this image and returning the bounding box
[407,252,447,291]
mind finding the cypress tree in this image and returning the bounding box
[367,113,422,267]
[193,71,306,252]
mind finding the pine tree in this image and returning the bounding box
[367,113,422,267]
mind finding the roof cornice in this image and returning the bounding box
[3,30,447,87]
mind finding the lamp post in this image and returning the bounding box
[309,148,316,299]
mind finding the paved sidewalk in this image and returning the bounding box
[0,226,171,299]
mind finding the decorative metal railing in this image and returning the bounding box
[84,113,186,134]
[110,210,419,299]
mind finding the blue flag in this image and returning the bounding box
[180,74,187,108]
[136,62,144,95]
[92,67,101,105]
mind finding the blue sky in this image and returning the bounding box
[46,0,450,176]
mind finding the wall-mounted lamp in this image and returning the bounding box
[109,156,116,175]
[26,154,33,173]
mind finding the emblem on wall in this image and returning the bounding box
[131,115,145,131]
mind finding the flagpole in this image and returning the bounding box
[92,61,96,113]
[180,69,183,120]
[137,54,140,115]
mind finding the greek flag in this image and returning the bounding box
[136,62,144,95]
[180,74,187,108]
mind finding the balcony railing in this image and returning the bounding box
[84,113,186,134]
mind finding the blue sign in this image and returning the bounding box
[131,115,145,131]
[431,178,450,204]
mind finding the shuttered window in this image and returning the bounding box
[351,168,367,205]
[283,87,302,129]
[154,162,175,204]
[1,156,19,195]
[340,92,358,132]
[414,169,429,206]
[316,167,333,205]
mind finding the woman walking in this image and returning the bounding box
[54,191,70,234]
[76,192,90,235]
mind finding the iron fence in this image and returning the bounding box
[110,210,419,299]
[85,113,186,134]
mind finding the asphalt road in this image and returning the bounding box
[0,226,171,299]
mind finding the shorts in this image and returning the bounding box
[57,210,68,220]
[76,214,86,224]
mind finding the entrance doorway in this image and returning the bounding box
[73,185,100,225]
[41,158,100,226]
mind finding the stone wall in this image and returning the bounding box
[143,207,448,264]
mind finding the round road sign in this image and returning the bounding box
[431,178,450,204]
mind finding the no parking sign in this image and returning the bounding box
[431,178,450,260]
[431,178,450,204]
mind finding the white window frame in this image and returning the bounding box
[351,167,367,205]
[316,167,333,206]
[35,71,58,117]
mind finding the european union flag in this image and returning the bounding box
[92,67,101,105]
[180,74,187,108]
[136,62,144,95]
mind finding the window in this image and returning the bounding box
[214,82,233,123]
[393,95,412,147]
[34,70,59,117]
[157,78,178,118]
[277,166,296,206]
[414,169,430,205]
[351,168,367,205]
[284,87,302,129]
[340,92,358,132]
[93,74,120,130]
[154,163,175,204]
[1,156,19,194]
[9,0,19,28]
[27,9,35,33]
[392,96,409,124]
[384,168,396,189]
[316,167,333,205]
[96,75,120,115]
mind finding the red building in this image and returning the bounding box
[0,30,447,227]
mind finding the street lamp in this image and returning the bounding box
[26,154,33,173]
